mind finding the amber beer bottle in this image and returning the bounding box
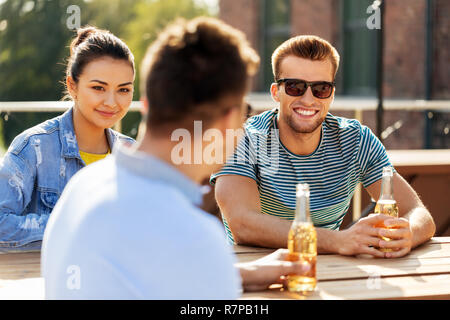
[374,166,399,252]
[287,183,317,293]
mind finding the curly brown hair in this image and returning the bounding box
[140,17,260,132]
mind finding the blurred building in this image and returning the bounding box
[219,0,449,150]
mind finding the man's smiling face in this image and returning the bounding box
[271,55,335,135]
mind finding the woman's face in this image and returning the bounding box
[68,56,134,130]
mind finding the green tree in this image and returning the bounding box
[124,0,212,100]
[0,0,88,101]
[83,0,144,36]
[0,0,87,146]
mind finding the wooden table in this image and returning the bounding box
[0,249,42,299]
[236,237,450,300]
[1,237,449,299]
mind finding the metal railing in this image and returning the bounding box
[1,94,449,132]
[2,94,450,113]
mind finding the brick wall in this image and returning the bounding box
[219,0,448,99]
[219,0,260,90]
[219,0,448,150]
[219,0,260,50]
[433,0,450,99]
[384,0,426,99]
[290,0,339,45]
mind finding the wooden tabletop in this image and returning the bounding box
[236,237,450,300]
[1,237,449,299]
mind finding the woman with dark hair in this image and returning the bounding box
[0,26,135,250]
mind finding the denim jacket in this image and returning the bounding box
[0,108,134,248]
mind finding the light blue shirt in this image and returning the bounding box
[42,144,241,299]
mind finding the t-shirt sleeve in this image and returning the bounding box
[357,125,395,188]
[210,132,258,185]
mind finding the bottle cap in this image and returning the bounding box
[382,166,393,177]
[296,183,310,197]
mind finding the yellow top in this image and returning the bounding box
[79,150,110,166]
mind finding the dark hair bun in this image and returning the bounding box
[70,26,98,55]
[65,25,134,89]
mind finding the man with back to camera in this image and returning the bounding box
[41,17,309,299]
[212,35,435,258]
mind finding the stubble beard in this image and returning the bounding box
[284,111,325,134]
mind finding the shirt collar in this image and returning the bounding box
[113,144,204,206]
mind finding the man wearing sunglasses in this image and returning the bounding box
[211,35,435,259]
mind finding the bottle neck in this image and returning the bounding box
[295,193,311,223]
[379,175,394,201]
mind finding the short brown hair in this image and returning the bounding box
[140,17,259,132]
[271,35,340,81]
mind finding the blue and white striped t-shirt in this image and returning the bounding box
[210,108,394,243]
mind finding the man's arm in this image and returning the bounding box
[215,175,291,248]
[215,174,385,257]
[365,172,436,257]
[317,172,436,258]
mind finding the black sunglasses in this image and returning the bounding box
[277,78,335,99]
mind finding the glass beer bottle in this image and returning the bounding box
[287,183,317,293]
[374,166,399,252]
